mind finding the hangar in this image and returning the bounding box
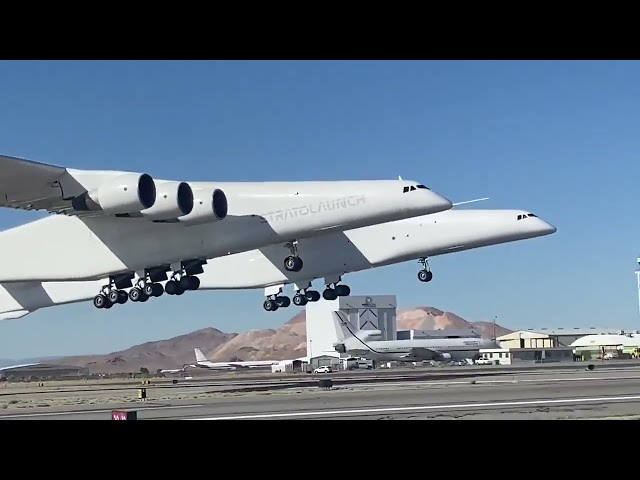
[0,363,89,380]
[497,328,631,349]
[570,334,640,360]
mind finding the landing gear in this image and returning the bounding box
[418,257,433,283]
[292,288,321,307]
[93,276,130,310]
[283,241,303,272]
[93,259,206,310]
[262,294,291,312]
[165,271,200,297]
[322,283,350,301]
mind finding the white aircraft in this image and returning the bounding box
[191,348,277,370]
[331,311,498,362]
[0,154,453,308]
[0,206,556,318]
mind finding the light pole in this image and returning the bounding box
[636,258,640,320]
[492,315,497,342]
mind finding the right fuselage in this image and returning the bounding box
[0,179,450,283]
[0,208,556,317]
[193,207,557,289]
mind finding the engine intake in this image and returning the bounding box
[72,173,157,214]
[178,186,229,226]
[141,181,194,221]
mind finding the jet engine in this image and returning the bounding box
[71,173,157,214]
[333,342,347,354]
[177,186,229,226]
[435,353,452,361]
[140,180,194,221]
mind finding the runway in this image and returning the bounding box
[3,366,640,419]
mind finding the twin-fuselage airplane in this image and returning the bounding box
[0,154,453,310]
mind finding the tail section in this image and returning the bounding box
[194,348,209,363]
[331,311,352,342]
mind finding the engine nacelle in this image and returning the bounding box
[72,173,157,214]
[436,353,452,361]
[177,186,229,226]
[333,343,347,354]
[140,180,194,221]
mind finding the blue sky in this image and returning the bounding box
[1,60,639,359]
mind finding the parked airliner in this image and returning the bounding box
[0,207,556,318]
[331,311,498,362]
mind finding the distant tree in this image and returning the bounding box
[139,367,149,374]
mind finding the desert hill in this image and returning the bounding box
[54,307,512,373]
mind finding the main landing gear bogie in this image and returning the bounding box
[417,257,433,283]
[93,261,205,310]
[262,283,351,312]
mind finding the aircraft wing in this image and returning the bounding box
[0,154,222,224]
[401,347,439,359]
[0,155,72,213]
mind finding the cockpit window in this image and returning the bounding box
[528,213,537,217]
[403,184,430,193]
[517,213,538,220]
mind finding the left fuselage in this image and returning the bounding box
[0,179,450,283]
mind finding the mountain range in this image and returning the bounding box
[46,306,512,373]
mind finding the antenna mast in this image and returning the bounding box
[636,257,640,319]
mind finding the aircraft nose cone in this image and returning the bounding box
[539,219,557,235]
[430,192,453,213]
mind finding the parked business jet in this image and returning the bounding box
[0,207,556,318]
[0,154,452,308]
[331,311,498,362]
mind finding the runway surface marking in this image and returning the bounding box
[0,403,205,419]
[324,375,640,390]
[188,394,640,420]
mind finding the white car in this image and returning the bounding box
[314,366,332,373]
[474,358,494,365]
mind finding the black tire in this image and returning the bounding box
[93,294,106,309]
[108,290,119,304]
[129,287,141,302]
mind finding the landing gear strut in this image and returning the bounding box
[417,257,433,283]
[283,241,303,272]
